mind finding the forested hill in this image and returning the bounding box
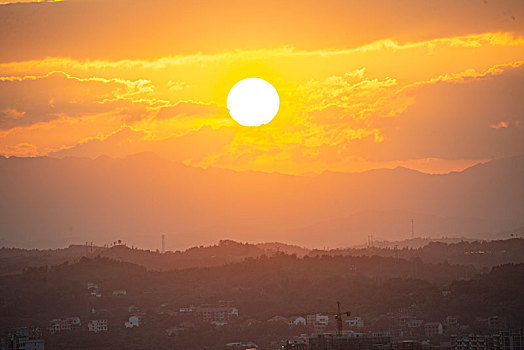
[1,254,523,344]
[309,238,524,268]
[1,238,523,275]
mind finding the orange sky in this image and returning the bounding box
[1,0,523,174]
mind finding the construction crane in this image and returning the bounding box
[334,301,351,335]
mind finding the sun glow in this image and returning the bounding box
[227,78,280,127]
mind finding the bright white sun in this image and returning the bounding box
[227,78,280,126]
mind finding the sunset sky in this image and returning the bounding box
[1,0,523,175]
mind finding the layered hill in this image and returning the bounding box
[1,154,523,249]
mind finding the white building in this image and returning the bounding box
[3,328,44,350]
[306,314,329,333]
[316,314,329,326]
[179,305,195,313]
[112,289,127,296]
[48,317,80,333]
[407,319,424,328]
[88,283,102,297]
[48,317,81,334]
[289,316,306,326]
[87,319,108,333]
[194,306,238,324]
[124,315,140,328]
[345,317,364,328]
[16,338,44,350]
[225,341,258,349]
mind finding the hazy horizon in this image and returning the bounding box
[2,153,523,250]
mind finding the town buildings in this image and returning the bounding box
[452,330,524,350]
[195,306,238,325]
[424,322,443,337]
[48,317,81,334]
[179,304,239,325]
[0,327,44,350]
[309,332,391,350]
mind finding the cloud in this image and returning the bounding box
[0,142,38,157]
[50,125,235,164]
[154,102,220,120]
[490,121,509,129]
[0,16,523,175]
[298,69,409,126]
[194,61,524,174]
[352,62,524,161]
[1,0,523,61]
[0,0,61,5]
[0,71,159,130]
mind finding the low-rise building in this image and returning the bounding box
[372,332,392,345]
[446,316,460,330]
[452,333,495,350]
[194,306,238,325]
[425,322,443,337]
[282,340,307,350]
[179,305,195,313]
[1,327,44,350]
[476,316,506,331]
[124,315,140,328]
[345,316,364,329]
[87,320,108,333]
[112,289,127,296]
[288,316,306,326]
[165,321,196,336]
[269,316,288,323]
[225,341,257,349]
[48,317,81,334]
[407,319,423,328]
[87,283,102,298]
[390,340,425,350]
[399,315,413,328]
[306,314,330,334]
[309,332,388,350]
[452,330,523,350]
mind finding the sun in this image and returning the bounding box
[227,78,280,126]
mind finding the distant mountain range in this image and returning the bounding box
[1,153,523,249]
[2,238,522,276]
[0,240,308,275]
